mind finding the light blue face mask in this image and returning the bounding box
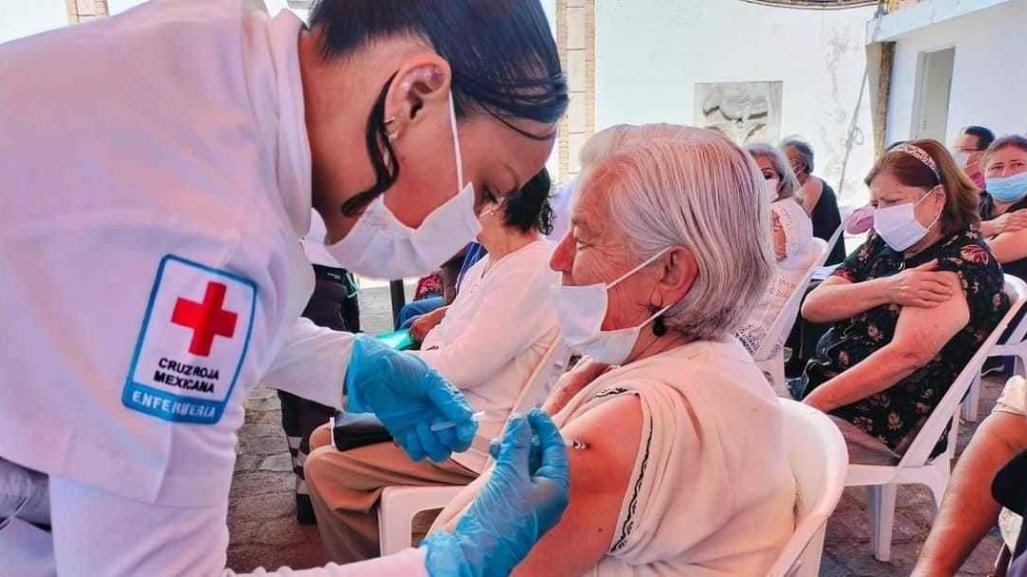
[987,172,1027,204]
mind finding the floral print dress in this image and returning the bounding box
[791,229,1009,454]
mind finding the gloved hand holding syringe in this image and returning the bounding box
[431,409,589,450]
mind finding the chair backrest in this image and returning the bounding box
[754,238,830,361]
[825,222,845,259]
[1003,298,1027,345]
[470,332,570,466]
[767,399,849,577]
[899,275,1027,466]
[511,330,571,414]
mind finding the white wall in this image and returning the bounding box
[109,0,307,18]
[885,0,1027,146]
[595,0,877,208]
[541,0,557,35]
[0,0,67,45]
[539,0,560,178]
[107,0,149,15]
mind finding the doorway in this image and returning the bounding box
[911,47,956,143]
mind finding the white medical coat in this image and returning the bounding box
[0,0,427,574]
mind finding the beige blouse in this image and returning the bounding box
[433,338,797,576]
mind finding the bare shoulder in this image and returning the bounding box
[561,394,643,495]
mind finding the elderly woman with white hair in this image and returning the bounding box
[737,143,815,357]
[431,124,796,576]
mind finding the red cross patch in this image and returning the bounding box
[171,282,238,357]
[123,255,256,424]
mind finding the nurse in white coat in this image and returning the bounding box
[0,0,570,575]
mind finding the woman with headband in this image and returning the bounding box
[789,139,1009,464]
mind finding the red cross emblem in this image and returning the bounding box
[171,282,238,357]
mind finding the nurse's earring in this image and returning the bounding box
[384,116,398,141]
[341,73,401,217]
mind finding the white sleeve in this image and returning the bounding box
[772,200,814,261]
[228,547,429,577]
[415,259,556,390]
[260,317,354,410]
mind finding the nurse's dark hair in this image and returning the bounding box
[502,168,554,235]
[309,0,569,216]
[865,138,980,236]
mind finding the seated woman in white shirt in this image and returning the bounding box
[432,125,796,577]
[737,143,815,358]
[303,169,562,564]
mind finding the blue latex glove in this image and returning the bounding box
[345,334,476,462]
[422,409,571,577]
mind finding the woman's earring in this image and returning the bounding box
[653,315,667,337]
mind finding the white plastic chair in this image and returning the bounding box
[767,400,849,577]
[377,335,570,555]
[963,296,1027,421]
[846,275,1027,562]
[755,238,830,393]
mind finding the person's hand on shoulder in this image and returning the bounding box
[1000,210,1027,235]
[887,260,956,309]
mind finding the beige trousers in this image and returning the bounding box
[304,424,477,564]
[829,416,902,466]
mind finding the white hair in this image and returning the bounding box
[577,124,774,341]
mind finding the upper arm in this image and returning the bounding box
[988,229,1027,263]
[890,271,969,364]
[512,395,643,577]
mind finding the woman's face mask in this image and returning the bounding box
[765,177,781,202]
[326,91,482,280]
[985,149,1027,204]
[550,249,674,365]
[987,173,1027,204]
[872,186,943,252]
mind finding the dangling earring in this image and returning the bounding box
[653,315,667,337]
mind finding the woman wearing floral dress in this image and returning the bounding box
[790,139,1009,464]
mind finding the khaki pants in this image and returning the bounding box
[829,416,902,466]
[304,424,477,564]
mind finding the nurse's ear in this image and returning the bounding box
[383,54,452,140]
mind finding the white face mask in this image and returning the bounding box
[873,189,941,252]
[325,92,482,280]
[550,249,673,365]
[765,178,781,201]
[953,152,970,169]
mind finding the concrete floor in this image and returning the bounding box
[226,285,1006,575]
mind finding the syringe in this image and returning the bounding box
[430,410,588,450]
